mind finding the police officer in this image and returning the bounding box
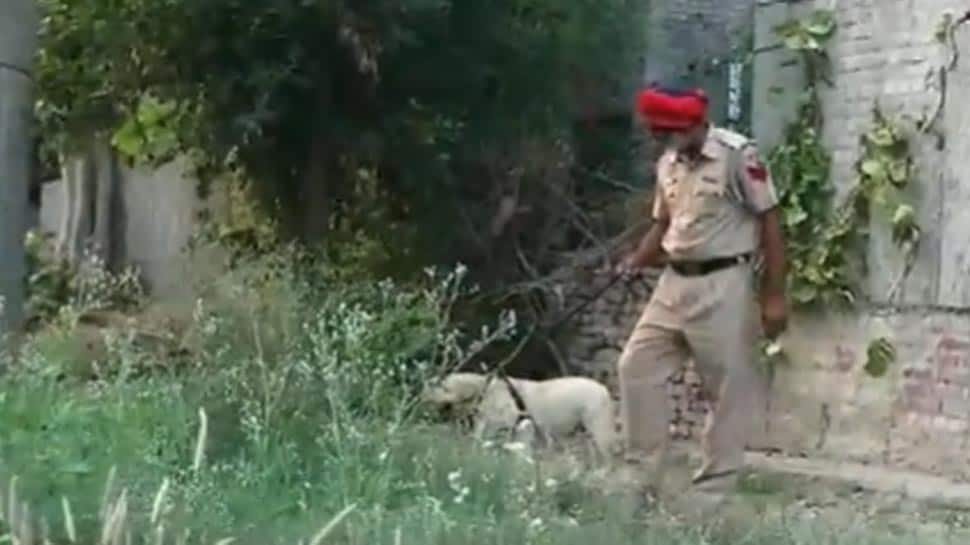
[614,85,788,489]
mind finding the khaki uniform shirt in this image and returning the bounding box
[651,126,779,262]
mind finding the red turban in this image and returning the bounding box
[635,86,708,130]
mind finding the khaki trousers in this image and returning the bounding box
[617,262,766,472]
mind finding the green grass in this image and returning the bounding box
[0,251,961,544]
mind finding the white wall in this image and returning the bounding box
[750,0,970,479]
[37,157,227,300]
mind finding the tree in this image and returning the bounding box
[0,0,40,343]
[36,0,646,256]
[33,0,650,378]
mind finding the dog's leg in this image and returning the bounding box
[473,415,488,443]
[586,397,619,464]
[513,418,538,453]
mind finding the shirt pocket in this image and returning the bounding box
[689,176,727,218]
[693,175,726,197]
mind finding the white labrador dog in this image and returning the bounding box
[422,371,618,458]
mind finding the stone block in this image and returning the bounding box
[0,1,39,69]
[937,63,970,306]
[38,156,228,301]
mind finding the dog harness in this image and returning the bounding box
[476,372,539,431]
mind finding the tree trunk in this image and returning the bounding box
[54,151,76,260]
[299,85,333,243]
[61,148,95,264]
[0,0,39,343]
[300,130,331,242]
[90,137,118,267]
[55,135,118,268]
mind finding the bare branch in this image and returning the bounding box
[576,166,640,193]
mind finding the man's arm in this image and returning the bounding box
[619,180,670,273]
[626,217,669,269]
[759,208,786,297]
[734,141,785,289]
[735,141,788,337]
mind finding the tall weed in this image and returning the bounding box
[1,242,520,543]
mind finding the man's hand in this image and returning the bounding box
[761,291,788,339]
[613,254,643,282]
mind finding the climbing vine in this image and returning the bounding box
[768,10,851,309]
[920,9,970,145]
[764,10,931,378]
[768,10,920,312]
[856,108,920,300]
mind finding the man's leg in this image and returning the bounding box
[685,267,765,483]
[617,314,687,462]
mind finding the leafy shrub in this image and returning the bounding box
[24,229,147,328]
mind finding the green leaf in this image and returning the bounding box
[888,159,910,185]
[891,204,915,226]
[783,34,811,51]
[791,284,818,303]
[772,20,802,37]
[868,184,889,208]
[864,337,896,378]
[785,206,809,227]
[110,119,143,158]
[891,204,920,246]
[804,11,836,37]
[859,159,886,180]
[866,127,896,148]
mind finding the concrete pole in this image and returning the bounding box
[0,1,39,340]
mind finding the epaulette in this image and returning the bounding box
[710,127,750,150]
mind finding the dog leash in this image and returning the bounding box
[482,272,637,437]
[431,270,647,441]
[498,374,533,426]
[543,273,626,336]
[474,371,535,429]
[434,269,644,382]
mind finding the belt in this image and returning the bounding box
[669,253,753,277]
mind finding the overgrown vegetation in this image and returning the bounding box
[768,10,849,309]
[1,233,954,544]
[24,229,145,328]
[21,9,656,541]
[767,10,924,378]
[769,11,920,310]
[33,0,651,377]
[34,0,646,286]
[6,230,532,543]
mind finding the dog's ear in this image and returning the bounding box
[420,377,451,402]
[423,373,452,391]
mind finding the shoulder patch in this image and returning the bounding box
[710,127,749,150]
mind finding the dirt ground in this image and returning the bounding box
[535,438,970,540]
